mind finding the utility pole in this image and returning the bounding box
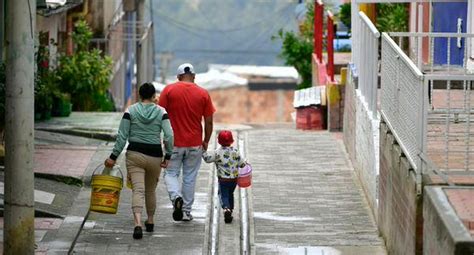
[4,0,36,254]
[159,52,173,84]
[136,0,145,100]
[124,0,136,106]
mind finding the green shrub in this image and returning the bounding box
[339,3,351,32]
[274,2,314,90]
[56,19,113,111]
[35,39,57,120]
[376,3,409,32]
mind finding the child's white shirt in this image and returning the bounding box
[202,146,246,179]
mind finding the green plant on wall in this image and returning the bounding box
[273,2,314,90]
[35,34,57,120]
[57,19,114,111]
[375,3,409,32]
[339,3,351,32]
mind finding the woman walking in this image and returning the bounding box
[104,83,174,239]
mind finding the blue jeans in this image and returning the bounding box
[164,146,202,213]
[219,180,237,210]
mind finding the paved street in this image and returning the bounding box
[247,128,386,254]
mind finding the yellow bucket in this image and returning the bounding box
[90,166,123,214]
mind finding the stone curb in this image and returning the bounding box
[425,186,474,249]
[35,127,116,142]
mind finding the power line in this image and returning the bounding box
[153,4,293,34]
[156,49,280,55]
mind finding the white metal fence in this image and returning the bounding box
[389,32,474,172]
[350,12,381,214]
[425,75,474,171]
[389,32,474,75]
[382,31,474,173]
[380,33,427,172]
[356,12,380,119]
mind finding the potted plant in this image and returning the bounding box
[56,19,113,112]
[52,92,72,117]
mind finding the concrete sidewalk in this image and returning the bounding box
[29,113,252,254]
[0,114,116,254]
[70,157,213,254]
[66,126,386,255]
[11,112,388,254]
[246,128,386,254]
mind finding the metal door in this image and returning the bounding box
[433,1,468,66]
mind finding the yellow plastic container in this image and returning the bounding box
[90,166,123,214]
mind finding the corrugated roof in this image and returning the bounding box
[36,0,83,17]
[293,86,321,108]
[209,64,299,80]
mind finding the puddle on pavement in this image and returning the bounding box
[83,221,96,229]
[258,244,342,255]
[63,216,84,223]
[254,212,313,221]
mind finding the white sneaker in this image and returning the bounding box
[183,211,193,221]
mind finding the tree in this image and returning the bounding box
[274,2,314,90]
[56,19,114,111]
[339,3,351,32]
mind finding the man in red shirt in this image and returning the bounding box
[159,63,215,221]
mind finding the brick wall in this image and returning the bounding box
[355,89,380,217]
[208,86,294,124]
[424,187,474,255]
[379,121,423,255]
[342,66,380,220]
[343,67,357,164]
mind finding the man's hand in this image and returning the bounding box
[160,159,169,168]
[202,141,209,151]
[104,158,115,168]
[203,115,213,151]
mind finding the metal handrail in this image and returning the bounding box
[359,12,380,38]
[389,32,474,38]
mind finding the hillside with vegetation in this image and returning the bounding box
[151,0,299,76]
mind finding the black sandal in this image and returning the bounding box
[145,221,154,232]
[133,226,143,239]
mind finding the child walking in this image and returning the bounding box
[203,130,246,223]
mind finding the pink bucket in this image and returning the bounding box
[238,164,252,188]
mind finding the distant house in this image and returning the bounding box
[36,0,83,67]
[157,64,299,124]
[205,65,298,124]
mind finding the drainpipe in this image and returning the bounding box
[468,0,472,58]
[66,0,89,55]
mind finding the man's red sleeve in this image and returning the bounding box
[158,88,168,109]
[203,93,216,117]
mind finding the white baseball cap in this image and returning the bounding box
[177,63,195,75]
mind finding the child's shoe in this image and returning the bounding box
[224,209,233,223]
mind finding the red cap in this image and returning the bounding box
[218,130,234,146]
